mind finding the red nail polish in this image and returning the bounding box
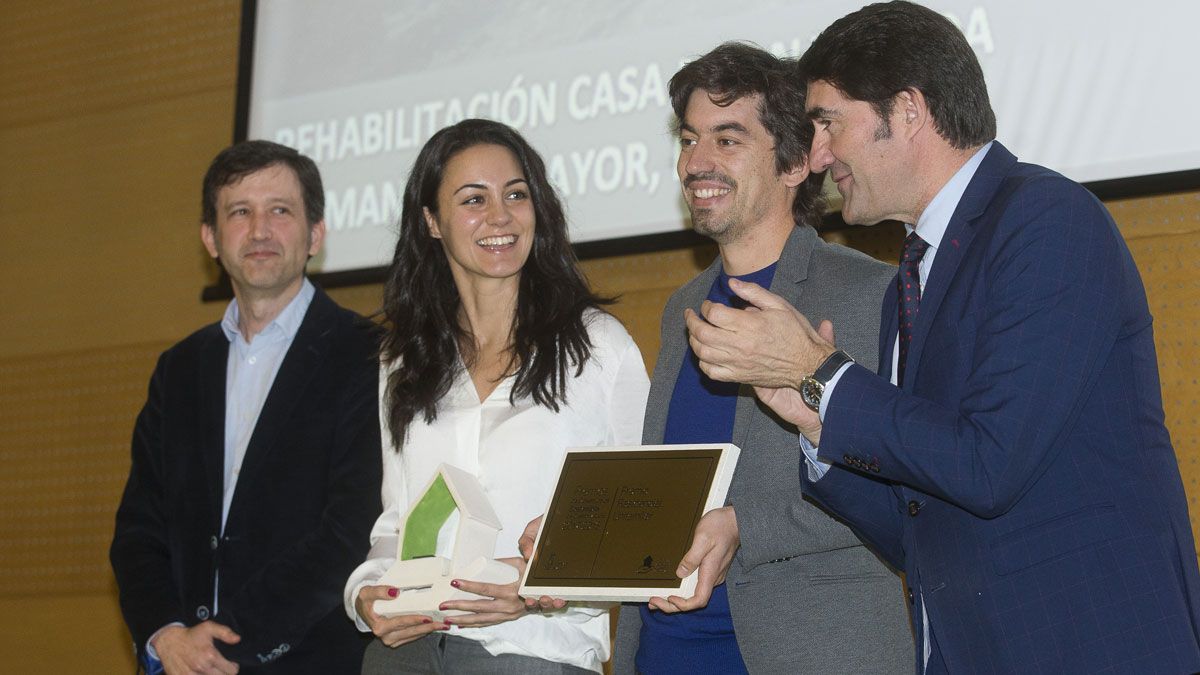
[450,579,460,588]
[386,588,398,598]
[421,618,431,624]
[438,604,447,611]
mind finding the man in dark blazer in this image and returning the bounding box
[686,3,1200,673]
[111,141,382,674]
[612,43,912,674]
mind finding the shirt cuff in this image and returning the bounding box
[817,362,853,421]
[800,435,832,481]
[802,361,851,482]
[146,622,185,660]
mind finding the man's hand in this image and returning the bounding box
[152,622,241,675]
[753,320,838,446]
[355,585,444,648]
[517,516,568,612]
[648,506,739,613]
[685,279,834,388]
[441,557,534,628]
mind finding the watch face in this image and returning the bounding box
[800,378,822,411]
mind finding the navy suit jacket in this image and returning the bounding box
[111,287,382,673]
[807,143,1200,673]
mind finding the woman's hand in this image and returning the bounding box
[355,584,445,647]
[438,557,537,628]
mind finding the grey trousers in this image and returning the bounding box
[362,633,594,675]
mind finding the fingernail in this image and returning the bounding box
[421,618,431,624]
[438,604,448,611]
[450,580,460,588]
[386,588,398,598]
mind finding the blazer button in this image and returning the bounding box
[196,605,210,620]
[907,500,922,517]
[907,588,915,604]
[209,535,219,550]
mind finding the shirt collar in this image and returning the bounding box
[907,141,993,246]
[220,278,316,344]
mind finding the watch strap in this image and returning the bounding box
[812,350,854,385]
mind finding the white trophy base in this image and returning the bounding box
[373,555,520,622]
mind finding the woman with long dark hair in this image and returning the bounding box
[343,119,649,674]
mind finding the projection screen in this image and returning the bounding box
[237,0,1200,279]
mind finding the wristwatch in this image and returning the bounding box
[799,350,854,412]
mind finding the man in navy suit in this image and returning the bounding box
[685,2,1200,672]
[111,141,382,674]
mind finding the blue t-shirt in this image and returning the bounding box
[636,262,778,675]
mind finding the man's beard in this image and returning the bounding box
[684,171,738,243]
[690,206,738,244]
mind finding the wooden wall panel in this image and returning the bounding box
[1,1,1198,671]
[0,343,166,596]
[1109,191,1200,546]
[0,1,241,670]
[0,0,239,129]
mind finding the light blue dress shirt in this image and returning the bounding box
[800,143,992,671]
[803,142,993,475]
[146,279,315,663]
[219,278,315,530]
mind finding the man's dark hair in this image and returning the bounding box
[796,0,996,150]
[201,140,325,227]
[669,41,825,229]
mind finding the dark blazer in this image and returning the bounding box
[614,226,913,674]
[111,287,382,674]
[808,143,1200,673]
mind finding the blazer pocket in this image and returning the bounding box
[990,502,1117,576]
[805,571,894,586]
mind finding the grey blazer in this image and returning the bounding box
[613,226,913,674]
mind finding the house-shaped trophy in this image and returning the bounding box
[372,463,519,622]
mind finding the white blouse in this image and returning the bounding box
[344,310,650,672]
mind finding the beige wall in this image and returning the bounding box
[1,2,1198,671]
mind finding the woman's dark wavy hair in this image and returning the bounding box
[380,118,607,448]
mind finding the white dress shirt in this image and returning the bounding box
[344,310,650,673]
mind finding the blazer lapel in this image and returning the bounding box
[227,289,335,520]
[199,328,230,531]
[643,259,722,445]
[904,143,1017,388]
[732,225,817,447]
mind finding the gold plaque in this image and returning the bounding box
[520,444,739,602]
